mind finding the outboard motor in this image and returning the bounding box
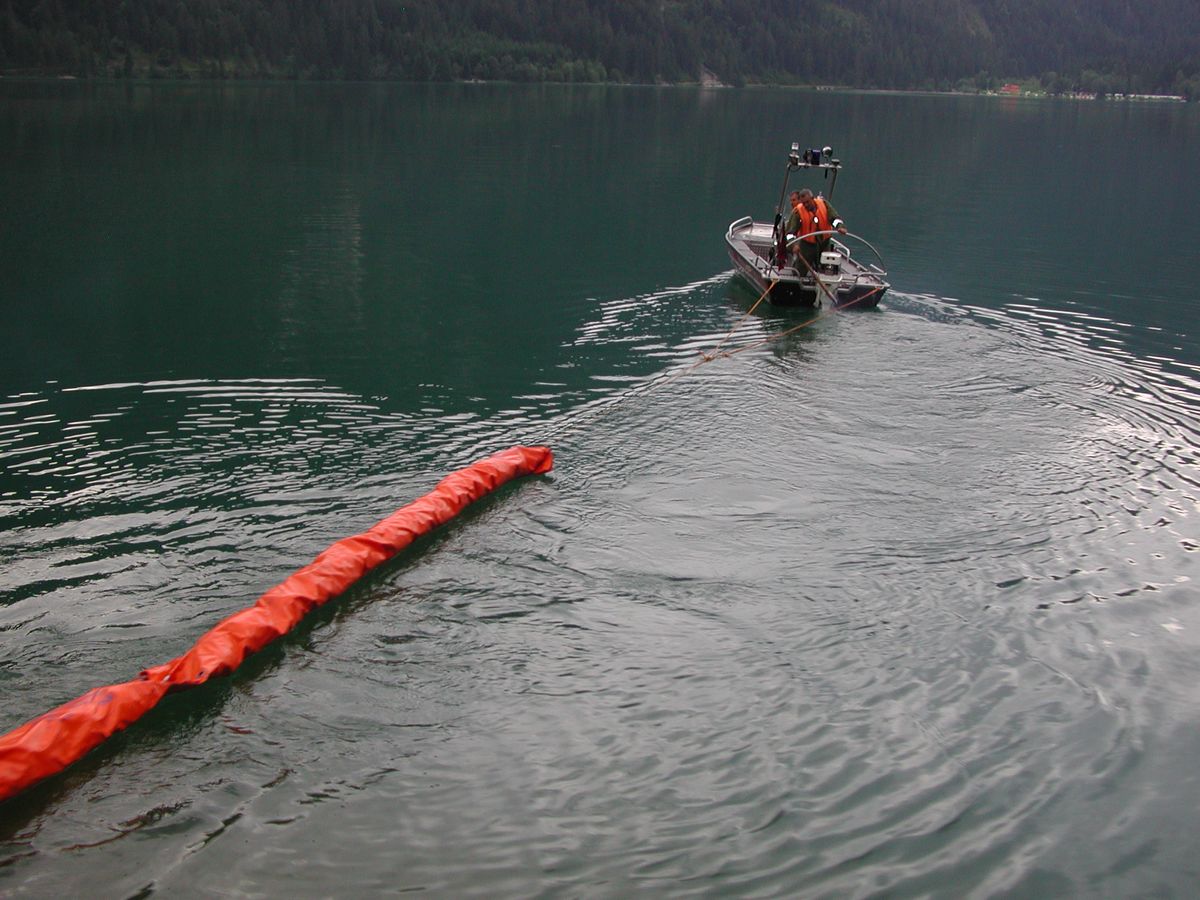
[817,250,842,283]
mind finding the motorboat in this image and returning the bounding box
[725,143,889,308]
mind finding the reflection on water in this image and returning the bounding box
[2,84,1200,896]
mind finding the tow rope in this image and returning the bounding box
[0,444,553,803]
[0,267,883,803]
[538,272,881,445]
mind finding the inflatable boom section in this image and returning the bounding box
[0,445,553,803]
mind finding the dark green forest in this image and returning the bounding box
[3,0,1198,98]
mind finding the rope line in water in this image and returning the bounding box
[702,279,777,359]
[541,272,882,443]
[720,282,885,359]
[0,265,879,803]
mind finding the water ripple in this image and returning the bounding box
[4,279,1200,896]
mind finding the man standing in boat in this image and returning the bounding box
[786,188,847,275]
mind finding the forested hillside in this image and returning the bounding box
[3,0,1198,98]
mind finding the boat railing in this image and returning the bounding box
[785,231,888,277]
[726,216,754,241]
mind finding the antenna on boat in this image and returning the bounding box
[822,146,841,199]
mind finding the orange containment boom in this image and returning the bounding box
[0,445,553,803]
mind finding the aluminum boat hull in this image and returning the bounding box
[725,217,888,309]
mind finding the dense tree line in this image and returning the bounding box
[2,0,1198,98]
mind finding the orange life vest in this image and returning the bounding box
[792,197,832,243]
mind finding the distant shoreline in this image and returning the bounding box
[0,73,1190,103]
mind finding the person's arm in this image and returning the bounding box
[826,202,847,234]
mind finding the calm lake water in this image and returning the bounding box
[2,81,1199,897]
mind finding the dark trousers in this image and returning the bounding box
[793,239,827,273]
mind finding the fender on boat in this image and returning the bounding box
[0,444,553,803]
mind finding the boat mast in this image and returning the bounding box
[772,142,802,248]
[773,142,842,241]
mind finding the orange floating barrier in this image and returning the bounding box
[0,445,553,803]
